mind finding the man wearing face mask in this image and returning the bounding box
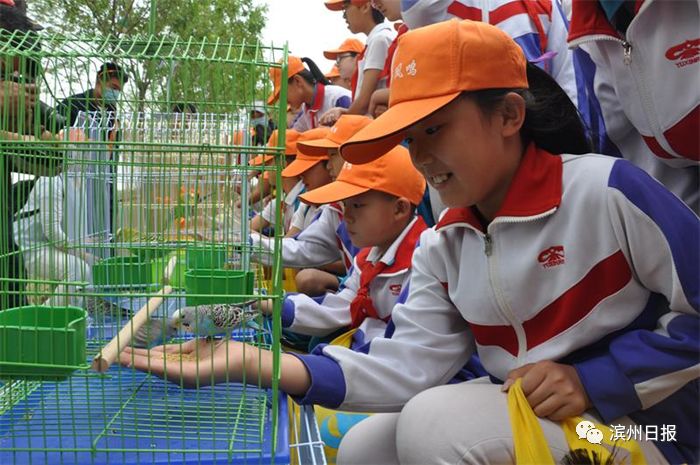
[57,62,128,126]
[56,62,128,239]
[250,102,276,146]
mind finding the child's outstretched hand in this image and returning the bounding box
[119,338,251,388]
[502,360,592,421]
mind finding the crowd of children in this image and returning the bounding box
[116,1,699,464]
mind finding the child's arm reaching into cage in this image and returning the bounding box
[119,339,312,395]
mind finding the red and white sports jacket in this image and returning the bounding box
[567,0,699,211]
[294,145,699,464]
[281,217,426,349]
[250,203,357,270]
[398,0,602,135]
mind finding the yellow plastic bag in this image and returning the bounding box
[508,378,648,464]
[328,328,358,349]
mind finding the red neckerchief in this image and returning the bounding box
[381,23,409,87]
[306,83,326,129]
[349,217,427,328]
[350,47,367,100]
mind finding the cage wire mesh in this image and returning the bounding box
[0,29,314,464]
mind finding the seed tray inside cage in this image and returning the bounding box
[184,269,255,306]
[0,306,89,381]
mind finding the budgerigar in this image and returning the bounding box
[170,300,260,338]
[131,317,179,348]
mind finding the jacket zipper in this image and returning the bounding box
[569,35,632,65]
[483,228,527,362]
[482,209,558,362]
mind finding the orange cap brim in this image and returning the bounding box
[267,88,280,105]
[297,138,338,157]
[340,92,461,164]
[281,158,324,178]
[249,155,274,166]
[324,1,344,11]
[299,180,370,206]
[323,50,340,60]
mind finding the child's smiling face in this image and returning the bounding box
[405,94,523,219]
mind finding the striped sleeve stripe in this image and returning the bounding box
[470,250,632,356]
[608,160,699,309]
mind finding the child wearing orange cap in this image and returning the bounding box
[323,38,365,92]
[320,0,395,124]
[123,20,698,465]
[250,127,349,296]
[248,129,303,234]
[324,65,348,90]
[268,56,351,132]
[276,145,426,348]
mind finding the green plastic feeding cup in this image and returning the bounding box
[184,269,255,306]
[92,256,153,287]
[185,245,229,270]
[0,306,88,381]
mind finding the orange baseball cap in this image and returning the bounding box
[323,38,365,60]
[297,115,372,156]
[324,0,369,11]
[300,145,426,206]
[249,129,301,166]
[268,56,306,105]
[340,20,529,164]
[281,127,332,177]
[325,64,341,79]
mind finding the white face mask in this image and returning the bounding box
[102,88,121,104]
[250,116,267,127]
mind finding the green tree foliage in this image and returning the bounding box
[29,0,268,111]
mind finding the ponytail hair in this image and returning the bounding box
[467,63,592,155]
[291,57,331,86]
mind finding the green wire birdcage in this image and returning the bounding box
[0,24,306,463]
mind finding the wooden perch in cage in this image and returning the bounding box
[91,285,174,372]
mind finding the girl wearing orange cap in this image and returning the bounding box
[268,56,351,132]
[320,0,395,125]
[121,20,697,465]
[324,38,365,91]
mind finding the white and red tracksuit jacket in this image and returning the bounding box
[397,0,605,147]
[567,0,699,211]
[251,203,358,270]
[281,217,426,349]
[294,145,699,464]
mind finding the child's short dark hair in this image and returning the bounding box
[464,63,592,155]
[378,191,418,216]
[0,0,42,32]
[370,7,385,24]
[96,62,129,85]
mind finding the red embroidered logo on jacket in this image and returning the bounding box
[538,246,565,268]
[665,38,700,68]
[389,284,402,296]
